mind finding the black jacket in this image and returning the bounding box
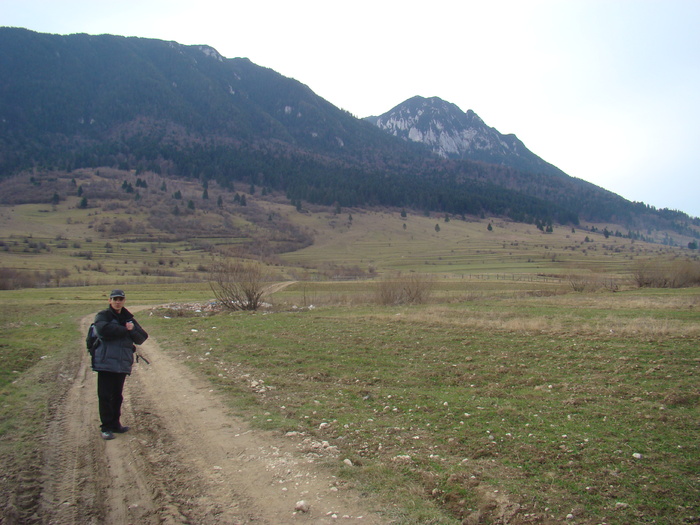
[92,306,148,374]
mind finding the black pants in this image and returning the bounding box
[97,371,127,432]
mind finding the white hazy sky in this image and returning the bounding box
[2,0,699,217]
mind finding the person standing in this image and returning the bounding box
[92,289,148,440]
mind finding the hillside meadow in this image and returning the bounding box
[2,168,697,291]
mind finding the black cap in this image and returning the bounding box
[109,289,126,298]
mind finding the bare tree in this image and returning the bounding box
[209,259,269,310]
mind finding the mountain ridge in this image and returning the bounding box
[0,28,697,239]
[365,95,568,180]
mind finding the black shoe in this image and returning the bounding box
[112,426,130,433]
[101,430,115,440]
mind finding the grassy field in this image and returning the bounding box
[0,288,97,514]
[274,206,683,278]
[4,282,692,523]
[142,285,699,524]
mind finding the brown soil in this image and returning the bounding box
[25,313,387,524]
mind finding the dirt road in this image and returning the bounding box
[37,313,386,524]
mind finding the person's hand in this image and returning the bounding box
[126,321,134,331]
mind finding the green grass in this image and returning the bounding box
[0,283,698,523]
[0,295,94,495]
[144,288,700,524]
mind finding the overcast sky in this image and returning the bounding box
[3,0,699,217]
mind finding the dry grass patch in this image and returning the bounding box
[360,290,700,340]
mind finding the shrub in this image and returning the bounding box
[632,258,700,288]
[0,268,38,289]
[375,272,435,305]
[0,268,71,289]
[567,273,593,292]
